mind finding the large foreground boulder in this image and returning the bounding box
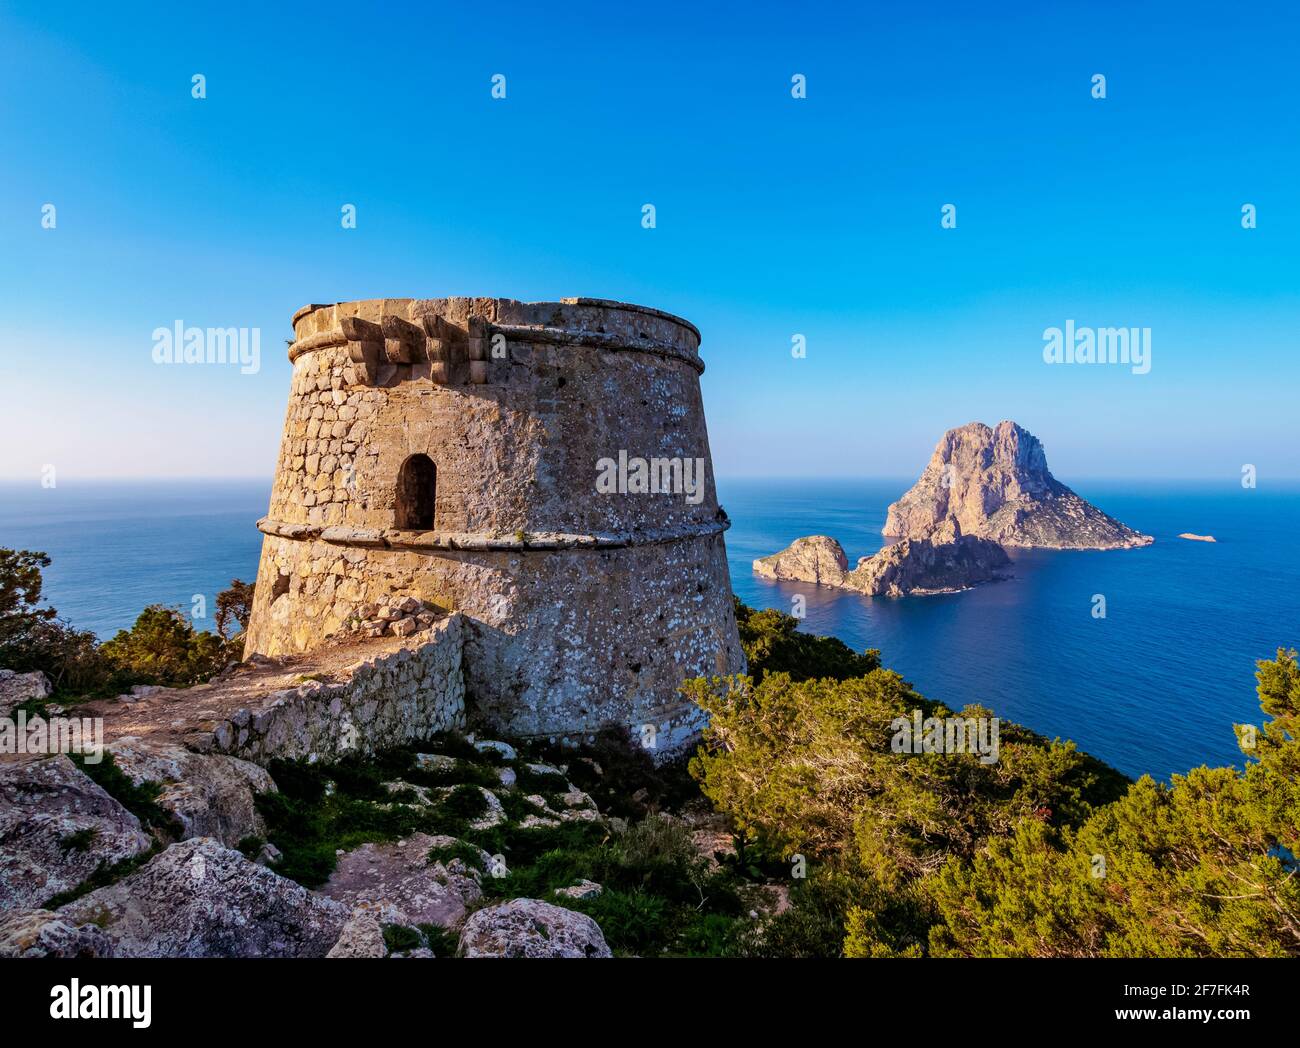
[325,910,389,958]
[0,670,52,718]
[57,838,350,957]
[0,907,116,957]
[106,737,275,847]
[458,898,611,958]
[0,754,152,911]
[321,832,487,930]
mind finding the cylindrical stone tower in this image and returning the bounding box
[244,296,744,754]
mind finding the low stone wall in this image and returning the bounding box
[202,615,466,764]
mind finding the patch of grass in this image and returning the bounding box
[473,820,606,876]
[251,737,744,955]
[560,888,670,955]
[495,788,550,825]
[725,868,859,959]
[478,812,745,957]
[409,758,499,790]
[677,912,746,957]
[381,923,422,953]
[42,842,162,910]
[71,752,179,836]
[324,760,393,803]
[513,763,571,794]
[236,835,264,860]
[264,758,327,804]
[256,753,514,887]
[440,784,489,821]
[417,923,459,957]
[60,828,98,851]
[427,839,485,871]
[484,842,603,901]
[609,814,716,903]
[534,727,701,819]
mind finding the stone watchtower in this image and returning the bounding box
[243,296,744,754]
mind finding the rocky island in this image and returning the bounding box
[884,420,1153,550]
[752,535,853,587]
[753,420,1151,598]
[754,521,1011,598]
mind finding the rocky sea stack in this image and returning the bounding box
[884,420,1153,550]
[846,520,1012,597]
[754,520,1011,598]
[752,420,1151,599]
[752,536,852,587]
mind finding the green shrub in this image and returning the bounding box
[733,597,881,682]
[1,550,237,702]
[533,726,698,819]
[42,843,162,910]
[427,839,486,871]
[0,548,115,699]
[381,924,422,953]
[417,923,459,957]
[99,605,232,687]
[236,836,264,860]
[561,888,670,955]
[727,869,861,958]
[685,608,1300,957]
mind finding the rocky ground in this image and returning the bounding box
[0,697,772,958]
[0,728,601,957]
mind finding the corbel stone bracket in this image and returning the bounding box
[339,312,495,386]
[340,316,385,385]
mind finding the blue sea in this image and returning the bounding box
[1,477,1296,782]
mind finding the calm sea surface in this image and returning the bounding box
[1,477,1296,781]
[723,477,1300,781]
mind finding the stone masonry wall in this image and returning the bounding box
[245,530,740,754]
[207,615,465,764]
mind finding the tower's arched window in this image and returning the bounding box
[395,454,436,530]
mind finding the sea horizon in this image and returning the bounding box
[3,475,1295,784]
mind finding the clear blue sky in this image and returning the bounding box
[1,0,1296,482]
